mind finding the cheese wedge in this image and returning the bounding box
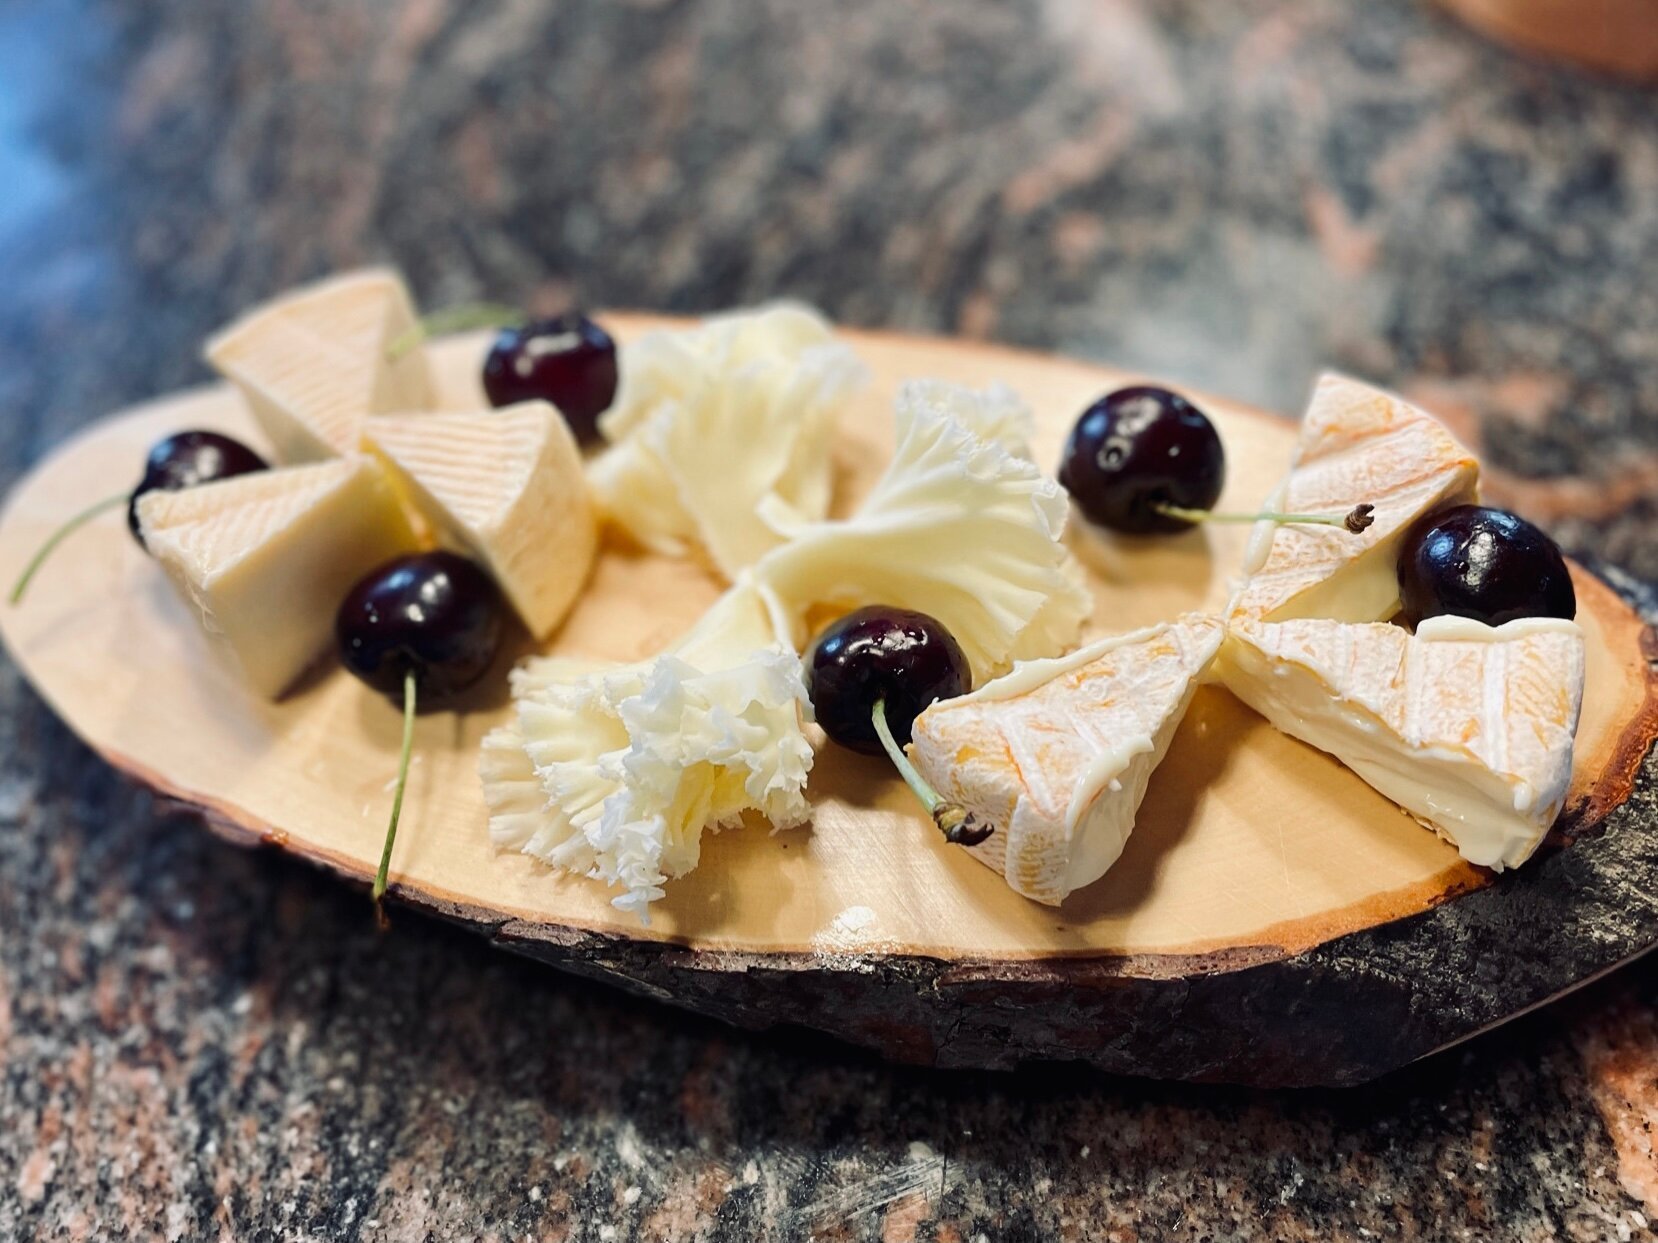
[137,456,417,698]
[1229,374,1479,624]
[1217,615,1584,870]
[205,269,434,463]
[363,403,597,640]
[908,616,1225,906]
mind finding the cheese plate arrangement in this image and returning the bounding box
[1,270,1654,1087]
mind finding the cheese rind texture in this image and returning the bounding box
[364,403,597,640]
[137,456,417,698]
[205,268,434,462]
[1229,373,1480,624]
[908,616,1225,906]
[1216,615,1584,869]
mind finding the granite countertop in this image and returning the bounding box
[2,2,1656,1239]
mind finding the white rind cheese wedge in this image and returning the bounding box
[908,616,1225,906]
[364,403,597,640]
[1217,615,1584,870]
[1230,373,1480,623]
[137,457,416,698]
[205,269,434,463]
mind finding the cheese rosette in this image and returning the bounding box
[894,377,1035,460]
[480,578,813,919]
[753,394,1092,681]
[589,303,867,578]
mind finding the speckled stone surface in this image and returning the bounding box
[1,2,1656,1239]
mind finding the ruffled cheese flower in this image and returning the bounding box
[895,378,1035,459]
[479,580,813,919]
[590,303,867,579]
[754,399,1091,679]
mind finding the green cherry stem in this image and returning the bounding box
[1154,501,1375,534]
[373,670,419,920]
[871,697,992,847]
[9,492,129,605]
[386,303,525,361]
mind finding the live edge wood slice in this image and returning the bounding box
[2,317,1655,1088]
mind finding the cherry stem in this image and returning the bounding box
[871,698,992,847]
[1154,501,1375,534]
[373,671,419,921]
[9,492,129,605]
[386,303,525,361]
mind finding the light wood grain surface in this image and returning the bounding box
[0,318,1651,967]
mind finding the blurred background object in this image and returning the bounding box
[1441,0,1658,80]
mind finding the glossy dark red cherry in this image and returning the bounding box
[805,606,970,756]
[335,551,505,701]
[337,551,505,910]
[11,428,270,606]
[1059,386,1226,534]
[128,430,269,543]
[1398,505,1576,626]
[482,314,618,445]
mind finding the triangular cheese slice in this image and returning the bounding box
[364,403,597,640]
[205,269,433,463]
[1217,615,1584,870]
[137,457,416,697]
[1229,374,1479,623]
[908,616,1225,905]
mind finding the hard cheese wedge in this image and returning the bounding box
[1217,615,1584,870]
[205,269,433,463]
[909,615,1225,906]
[137,456,416,698]
[1229,374,1480,623]
[363,403,597,640]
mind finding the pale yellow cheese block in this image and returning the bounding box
[1217,614,1585,869]
[909,616,1226,906]
[364,403,598,640]
[136,456,417,698]
[1229,373,1480,623]
[204,269,434,463]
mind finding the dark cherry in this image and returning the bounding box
[337,551,507,910]
[482,314,618,445]
[1398,504,1576,626]
[1058,386,1226,534]
[11,428,269,606]
[805,605,970,756]
[128,430,269,543]
[336,551,505,701]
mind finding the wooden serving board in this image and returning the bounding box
[2,318,1655,1087]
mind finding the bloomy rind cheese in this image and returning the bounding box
[1217,614,1585,869]
[205,268,434,463]
[1229,373,1480,624]
[363,403,598,640]
[909,615,1225,906]
[137,456,417,698]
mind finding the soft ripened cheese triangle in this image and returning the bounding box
[1229,374,1479,623]
[1217,615,1584,870]
[908,616,1225,906]
[364,403,597,640]
[137,457,416,698]
[205,269,434,463]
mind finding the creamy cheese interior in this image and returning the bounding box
[139,457,416,698]
[1217,620,1578,869]
[1236,484,1449,624]
[1057,688,1192,894]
